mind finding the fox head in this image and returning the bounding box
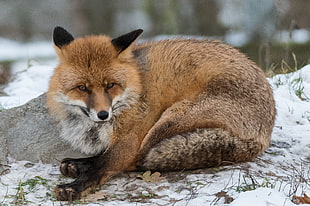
[47,27,143,124]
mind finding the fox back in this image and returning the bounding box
[134,39,276,170]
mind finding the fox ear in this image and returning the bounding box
[111,29,143,54]
[53,26,74,48]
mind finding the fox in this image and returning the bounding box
[46,26,276,201]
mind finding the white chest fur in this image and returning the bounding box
[60,116,112,155]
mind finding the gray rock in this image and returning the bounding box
[0,94,86,174]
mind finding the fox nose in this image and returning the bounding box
[97,110,109,120]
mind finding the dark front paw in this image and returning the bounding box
[54,183,82,201]
[60,158,93,178]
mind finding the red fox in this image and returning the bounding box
[46,27,276,201]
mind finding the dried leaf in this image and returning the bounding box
[292,194,310,204]
[83,191,108,202]
[215,191,234,204]
[137,170,165,183]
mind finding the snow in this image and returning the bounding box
[0,61,56,109]
[224,29,310,47]
[0,38,55,62]
[224,32,250,47]
[0,41,309,206]
[274,29,310,44]
[230,188,291,206]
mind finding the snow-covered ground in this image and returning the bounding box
[0,43,309,205]
[0,38,55,62]
[0,61,56,109]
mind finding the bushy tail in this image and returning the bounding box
[140,128,265,171]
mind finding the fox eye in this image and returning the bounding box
[77,85,87,92]
[106,83,115,90]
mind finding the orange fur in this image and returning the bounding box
[47,28,276,201]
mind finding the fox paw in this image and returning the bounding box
[54,183,81,201]
[60,158,93,178]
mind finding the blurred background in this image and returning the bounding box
[0,0,309,84]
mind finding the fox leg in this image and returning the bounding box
[59,156,99,178]
[54,165,104,201]
[138,98,263,171]
[138,98,229,158]
[54,135,142,201]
